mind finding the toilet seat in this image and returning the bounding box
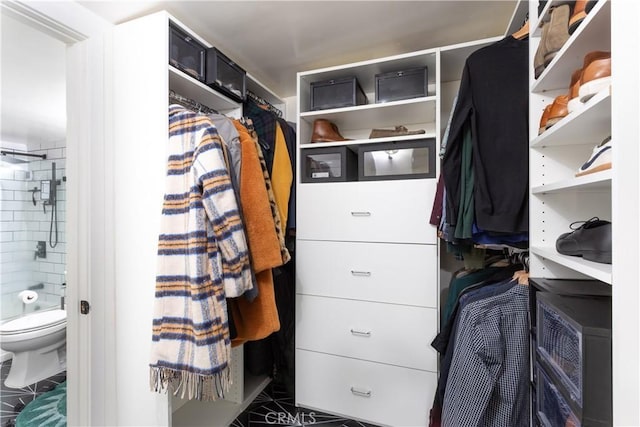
[0,309,66,336]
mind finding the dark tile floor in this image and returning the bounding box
[0,359,66,427]
[1,361,371,427]
[231,383,375,427]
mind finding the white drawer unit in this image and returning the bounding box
[296,180,437,244]
[296,239,438,307]
[296,295,438,371]
[295,349,435,427]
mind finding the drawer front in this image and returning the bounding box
[296,295,438,371]
[295,349,434,427]
[297,180,437,244]
[296,240,438,307]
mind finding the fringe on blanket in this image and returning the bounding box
[150,365,232,401]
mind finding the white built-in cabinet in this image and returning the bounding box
[529,1,640,424]
[293,4,527,422]
[528,0,612,283]
[112,11,286,427]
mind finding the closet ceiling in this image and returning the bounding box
[79,1,518,98]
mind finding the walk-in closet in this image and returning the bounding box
[1,1,638,426]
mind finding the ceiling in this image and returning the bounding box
[0,1,520,148]
[79,1,520,98]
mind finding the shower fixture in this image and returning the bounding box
[0,150,46,164]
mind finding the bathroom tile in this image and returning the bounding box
[0,360,66,427]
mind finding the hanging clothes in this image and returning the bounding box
[244,99,277,173]
[278,118,297,230]
[150,105,253,401]
[442,35,529,234]
[271,122,293,228]
[442,282,529,427]
[228,120,284,345]
[246,122,291,265]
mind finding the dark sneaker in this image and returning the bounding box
[556,217,612,264]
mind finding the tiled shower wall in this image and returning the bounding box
[0,141,66,320]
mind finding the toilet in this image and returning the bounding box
[0,309,66,388]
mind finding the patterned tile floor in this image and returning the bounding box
[1,361,370,427]
[231,383,375,427]
[0,360,66,427]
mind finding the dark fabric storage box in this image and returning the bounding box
[169,23,206,82]
[358,138,436,181]
[206,47,246,102]
[310,77,367,111]
[301,146,357,183]
[375,67,428,103]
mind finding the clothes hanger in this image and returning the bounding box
[512,20,529,40]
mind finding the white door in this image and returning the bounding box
[1,2,113,425]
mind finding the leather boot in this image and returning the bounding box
[534,22,550,79]
[567,68,583,113]
[545,94,569,129]
[310,119,351,143]
[543,4,571,67]
[538,104,553,135]
[569,0,592,34]
[579,51,611,102]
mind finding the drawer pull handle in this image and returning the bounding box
[350,211,371,217]
[350,270,371,277]
[350,387,372,398]
[350,329,371,337]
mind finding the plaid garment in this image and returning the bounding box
[150,105,253,400]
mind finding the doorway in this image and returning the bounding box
[0,9,68,427]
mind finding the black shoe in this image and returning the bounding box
[556,217,612,264]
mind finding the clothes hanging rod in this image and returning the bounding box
[1,150,46,160]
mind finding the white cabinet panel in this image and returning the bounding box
[295,350,434,427]
[297,180,437,244]
[296,239,437,307]
[296,295,438,372]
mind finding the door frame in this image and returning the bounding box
[1,2,113,425]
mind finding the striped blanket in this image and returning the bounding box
[150,105,253,400]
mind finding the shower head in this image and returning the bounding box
[0,150,47,164]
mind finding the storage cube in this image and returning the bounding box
[536,292,611,425]
[357,138,436,181]
[206,47,246,102]
[537,364,581,427]
[169,23,206,82]
[375,67,428,103]
[310,77,367,111]
[301,146,357,183]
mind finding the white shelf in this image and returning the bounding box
[169,66,240,113]
[532,0,611,92]
[246,73,285,107]
[300,133,435,150]
[299,96,436,130]
[172,375,271,426]
[532,169,612,194]
[531,246,612,284]
[531,88,611,148]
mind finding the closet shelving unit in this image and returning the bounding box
[113,11,285,427]
[294,3,527,423]
[529,0,612,284]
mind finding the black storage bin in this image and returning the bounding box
[357,138,436,181]
[301,146,357,183]
[536,292,612,426]
[206,47,246,102]
[169,23,206,82]
[310,77,367,111]
[375,67,428,103]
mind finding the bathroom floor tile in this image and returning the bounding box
[0,360,66,427]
